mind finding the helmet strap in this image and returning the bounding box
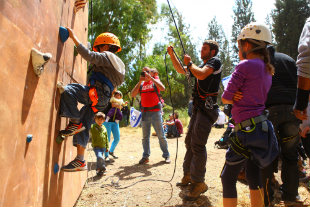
[243,39,267,58]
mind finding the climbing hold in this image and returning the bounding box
[57,81,65,94]
[31,48,52,76]
[74,45,78,56]
[54,163,59,174]
[74,0,88,13]
[59,26,69,43]
[26,134,33,143]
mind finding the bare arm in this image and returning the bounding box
[183,54,214,80]
[167,46,187,75]
[131,79,143,98]
[144,72,165,91]
[222,97,234,104]
[66,27,81,46]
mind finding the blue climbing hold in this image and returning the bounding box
[26,134,33,143]
[59,26,69,43]
[54,163,60,174]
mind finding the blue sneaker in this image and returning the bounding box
[61,159,87,171]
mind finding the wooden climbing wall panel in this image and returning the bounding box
[0,0,89,206]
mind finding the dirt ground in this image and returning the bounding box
[75,126,310,207]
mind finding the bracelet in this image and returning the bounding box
[187,61,193,69]
[294,88,310,111]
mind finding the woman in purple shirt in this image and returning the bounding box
[221,23,279,207]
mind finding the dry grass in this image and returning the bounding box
[75,126,310,207]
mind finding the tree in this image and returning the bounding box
[159,4,199,107]
[231,0,255,64]
[89,0,159,103]
[90,0,158,66]
[272,0,310,59]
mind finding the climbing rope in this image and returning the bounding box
[166,0,192,85]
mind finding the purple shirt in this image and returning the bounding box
[222,58,272,123]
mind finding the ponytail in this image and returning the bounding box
[243,39,275,76]
[262,48,275,76]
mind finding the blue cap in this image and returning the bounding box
[59,26,69,43]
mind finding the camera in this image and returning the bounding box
[140,71,149,77]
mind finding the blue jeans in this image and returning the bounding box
[103,122,120,157]
[59,83,111,148]
[141,111,170,158]
[93,147,106,170]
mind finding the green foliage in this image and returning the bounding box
[89,0,159,104]
[159,4,199,107]
[90,0,158,67]
[231,0,256,64]
[271,0,310,59]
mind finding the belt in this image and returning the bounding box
[234,115,267,132]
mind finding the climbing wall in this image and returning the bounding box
[0,0,88,206]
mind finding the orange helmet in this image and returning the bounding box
[93,32,122,53]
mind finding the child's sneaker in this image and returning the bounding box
[60,121,85,136]
[109,151,118,159]
[105,157,110,162]
[61,159,87,171]
[96,167,106,176]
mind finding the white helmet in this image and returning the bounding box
[237,22,272,44]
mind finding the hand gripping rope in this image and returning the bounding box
[166,0,192,85]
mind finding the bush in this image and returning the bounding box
[162,105,190,128]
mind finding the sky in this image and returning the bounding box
[147,0,276,54]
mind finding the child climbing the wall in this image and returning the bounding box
[90,112,109,176]
[106,90,124,124]
[59,28,125,172]
[221,22,279,207]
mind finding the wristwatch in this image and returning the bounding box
[187,61,193,69]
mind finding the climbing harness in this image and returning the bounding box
[195,64,222,110]
[229,114,269,160]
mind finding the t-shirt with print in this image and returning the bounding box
[140,76,161,112]
[192,57,222,109]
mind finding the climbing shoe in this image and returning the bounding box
[176,174,191,186]
[109,151,118,159]
[139,157,149,164]
[184,182,208,201]
[60,121,85,136]
[61,159,87,171]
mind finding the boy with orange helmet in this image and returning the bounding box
[59,28,125,171]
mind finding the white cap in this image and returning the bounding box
[237,22,272,44]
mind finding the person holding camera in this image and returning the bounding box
[131,67,170,164]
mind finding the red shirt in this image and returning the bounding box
[175,119,183,134]
[140,78,161,112]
